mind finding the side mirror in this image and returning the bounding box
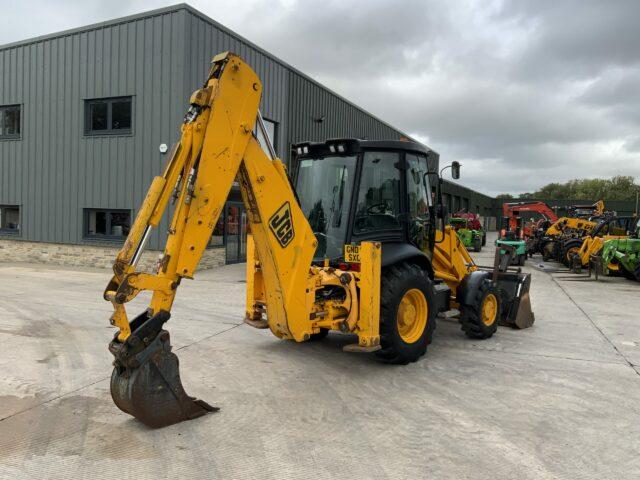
[451,161,461,180]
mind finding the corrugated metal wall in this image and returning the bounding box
[286,71,403,159]
[0,8,188,249]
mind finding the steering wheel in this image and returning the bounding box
[366,202,389,215]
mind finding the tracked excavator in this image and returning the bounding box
[103,52,534,429]
[502,201,558,239]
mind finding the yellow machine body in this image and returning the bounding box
[545,217,598,237]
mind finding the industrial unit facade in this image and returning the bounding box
[0,4,496,267]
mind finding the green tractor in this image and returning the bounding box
[496,216,527,266]
[449,217,483,252]
[601,218,640,281]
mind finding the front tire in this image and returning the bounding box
[561,239,583,268]
[375,263,436,365]
[459,281,501,339]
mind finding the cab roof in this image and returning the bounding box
[292,138,438,160]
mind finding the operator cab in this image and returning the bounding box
[291,138,441,265]
[591,216,638,237]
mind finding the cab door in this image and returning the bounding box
[405,152,432,251]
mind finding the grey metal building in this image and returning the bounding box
[0,4,496,266]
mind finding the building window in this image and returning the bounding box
[84,97,132,135]
[84,209,131,239]
[0,205,20,234]
[255,118,277,156]
[0,105,21,139]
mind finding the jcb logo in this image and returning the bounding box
[269,202,295,248]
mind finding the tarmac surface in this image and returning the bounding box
[1,232,639,479]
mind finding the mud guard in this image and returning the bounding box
[456,270,491,307]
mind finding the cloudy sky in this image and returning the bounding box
[1,0,639,195]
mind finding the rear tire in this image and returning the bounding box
[459,281,501,339]
[375,263,436,365]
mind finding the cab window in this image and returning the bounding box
[354,151,401,234]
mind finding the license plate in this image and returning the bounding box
[344,244,360,263]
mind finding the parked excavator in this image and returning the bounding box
[502,201,558,239]
[103,52,534,429]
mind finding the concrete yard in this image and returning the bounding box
[1,233,639,480]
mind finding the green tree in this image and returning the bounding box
[514,176,640,201]
[495,193,515,200]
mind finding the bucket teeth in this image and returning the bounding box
[109,311,217,428]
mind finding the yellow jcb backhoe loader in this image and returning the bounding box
[103,52,534,428]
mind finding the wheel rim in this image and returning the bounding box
[566,247,580,263]
[397,288,428,343]
[481,293,498,326]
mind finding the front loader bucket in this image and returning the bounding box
[496,272,535,329]
[109,311,217,428]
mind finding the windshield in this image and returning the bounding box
[296,156,357,260]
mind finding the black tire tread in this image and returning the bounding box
[459,282,500,339]
[561,239,584,267]
[375,263,436,365]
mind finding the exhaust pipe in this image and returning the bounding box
[109,310,217,428]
